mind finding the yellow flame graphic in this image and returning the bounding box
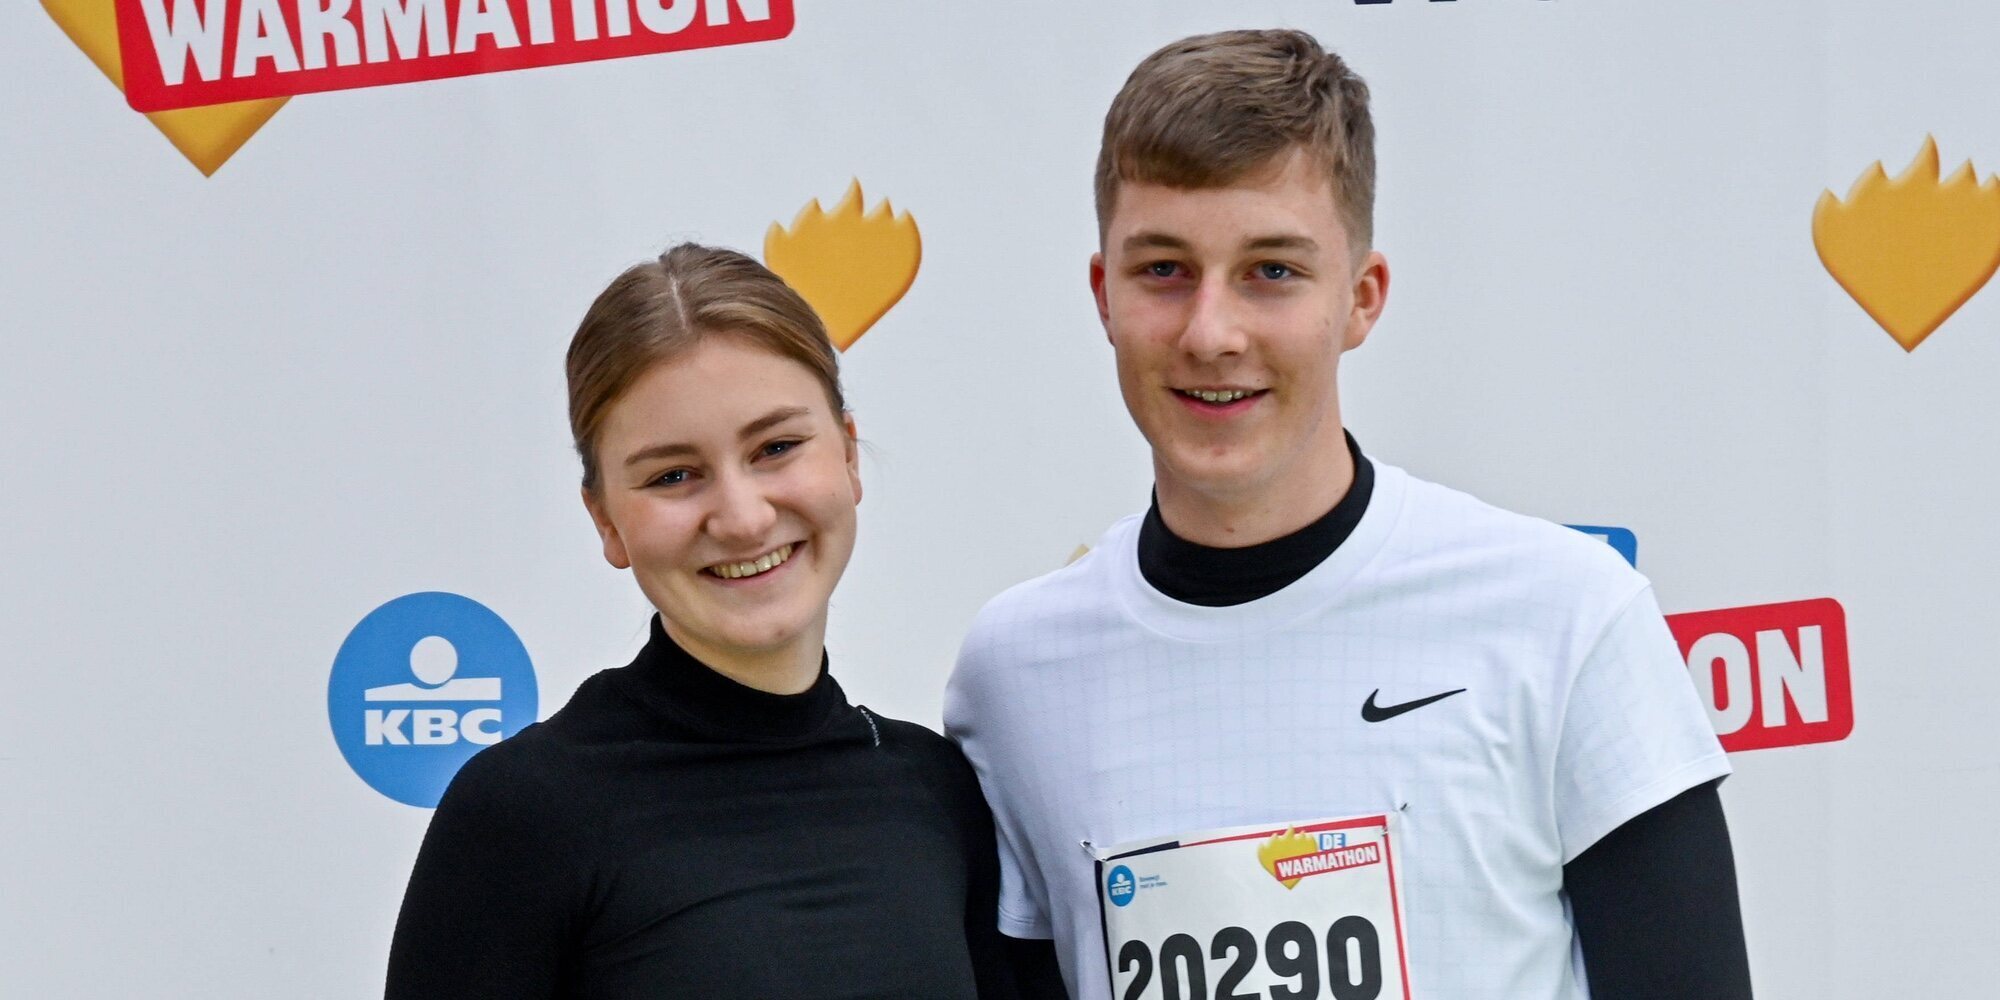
[1257,827,1321,891]
[765,180,922,351]
[41,0,287,176]
[1813,135,2000,351]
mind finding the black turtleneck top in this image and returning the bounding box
[386,618,1018,1000]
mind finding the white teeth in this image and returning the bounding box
[1184,389,1251,403]
[712,543,794,579]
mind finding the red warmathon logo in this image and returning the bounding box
[1667,598,1854,753]
[115,0,794,112]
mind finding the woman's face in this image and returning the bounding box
[583,336,861,670]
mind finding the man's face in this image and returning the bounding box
[1091,150,1388,514]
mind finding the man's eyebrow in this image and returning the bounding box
[1243,234,1319,253]
[1122,231,1193,254]
[621,406,815,468]
[1120,232,1321,254]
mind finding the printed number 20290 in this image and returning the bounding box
[1117,918,1383,1000]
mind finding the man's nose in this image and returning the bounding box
[1175,276,1248,362]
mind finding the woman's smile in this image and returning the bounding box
[703,540,803,582]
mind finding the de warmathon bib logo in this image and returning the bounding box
[328,591,538,807]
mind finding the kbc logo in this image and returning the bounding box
[328,591,538,807]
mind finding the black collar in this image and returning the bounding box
[1138,431,1374,607]
[613,616,845,743]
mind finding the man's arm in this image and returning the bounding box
[1003,936,1070,1000]
[1565,779,1752,999]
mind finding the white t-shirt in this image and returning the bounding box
[944,460,1729,1000]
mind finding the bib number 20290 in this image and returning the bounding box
[1117,917,1384,1000]
[1094,814,1411,1000]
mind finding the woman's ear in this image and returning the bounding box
[581,485,632,569]
[842,412,863,506]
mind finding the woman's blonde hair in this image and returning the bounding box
[566,242,844,491]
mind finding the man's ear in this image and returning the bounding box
[581,486,632,570]
[1089,251,1113,343]
[1343,249,1391,352]
[842,412,863,506]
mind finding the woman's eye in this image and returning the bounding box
[655,468,690,487]
[1255,262,1294,280]
[760,439,801,459]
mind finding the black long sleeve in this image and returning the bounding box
[1134,434,1750,998]
[386,745,584,998]
[1565,779,1753,999]
[1003,936,1070,1000]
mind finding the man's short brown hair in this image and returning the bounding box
[1094,29,1377,254]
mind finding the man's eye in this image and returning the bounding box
[1145,261,1183,278]
[1255,262,1294,280]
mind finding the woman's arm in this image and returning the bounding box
[1565,779,1753,999]
[384,747,582,999]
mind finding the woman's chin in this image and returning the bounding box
[685,610,819,661]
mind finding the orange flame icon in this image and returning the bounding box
[41,0,287,176]
[1257,827,1321,891]
[1813,135,2000,351]
[765,180,922,351]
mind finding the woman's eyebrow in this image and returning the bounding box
[621,406,813,468]
[737,406,812,439]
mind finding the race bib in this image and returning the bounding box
[1093,814,1413,1000]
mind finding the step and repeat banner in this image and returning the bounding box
[4,0,1995,995]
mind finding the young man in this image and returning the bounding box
[946,30,1753,1000]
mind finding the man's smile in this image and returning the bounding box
[1172,386,1268,415]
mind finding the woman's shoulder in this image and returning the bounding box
[432,719,588,822]
[432,666,654,821]
[864,710,960,757]
[863,711,986,796]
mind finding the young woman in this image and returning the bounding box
[385,244,1019,999]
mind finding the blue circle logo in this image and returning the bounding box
[1106,864,1137,907]
[328,592,537,807]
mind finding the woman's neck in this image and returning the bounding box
[660,617,826,695]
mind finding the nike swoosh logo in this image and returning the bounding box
[1361,688,1467,723]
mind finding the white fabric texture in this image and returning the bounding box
[944,459,1730,1000]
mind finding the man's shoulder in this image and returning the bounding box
[963,513,1140,640]
[1381,463,1646,605]
[947,514,1139,710]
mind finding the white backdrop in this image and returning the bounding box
[5,0,1998,995]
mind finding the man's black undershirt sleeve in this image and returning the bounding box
[1566,779,1753,999]
[1002,936,1069,1000]
[1135,432,1751,998]
[996,792,1754,1000]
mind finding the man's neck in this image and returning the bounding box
[1153,427,1357,549]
